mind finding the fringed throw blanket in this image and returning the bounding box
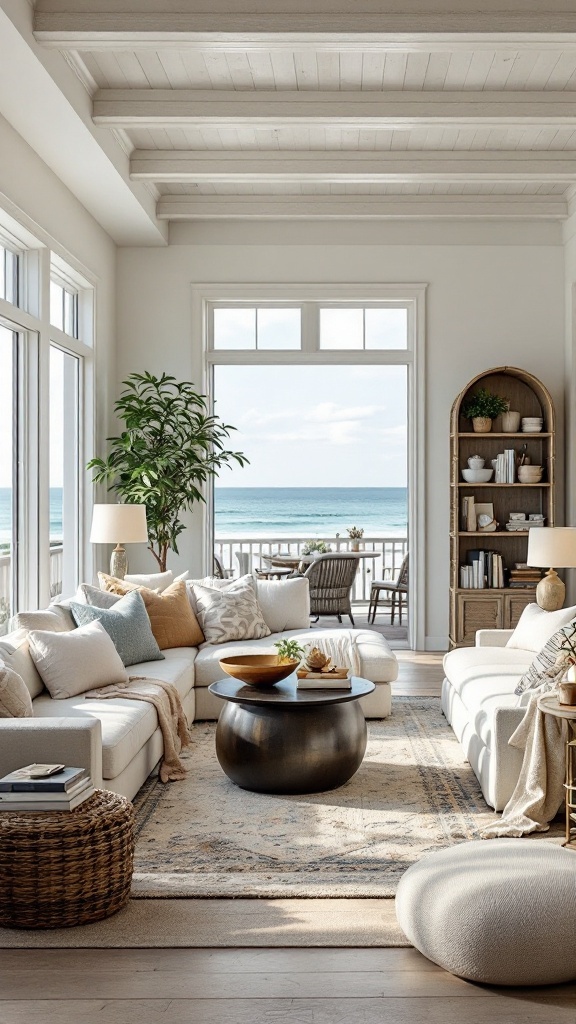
[86,678,192,783]
[481,688,566,839]
[308,631,362,677]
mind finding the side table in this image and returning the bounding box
[537,694,576,850]
[0,790,135,929]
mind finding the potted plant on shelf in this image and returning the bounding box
[347,526,364,551]
[462,387,509,433]
[87,372,248,573]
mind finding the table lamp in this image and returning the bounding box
[527,527,576,611]
[90,504,148,579]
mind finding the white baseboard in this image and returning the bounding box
[425,636,449,652]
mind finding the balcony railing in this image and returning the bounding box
[214,536,408,603]
[0,545,63,634]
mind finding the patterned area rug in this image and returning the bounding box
[132,697,497,898]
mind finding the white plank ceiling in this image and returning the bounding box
[32,7,576,221]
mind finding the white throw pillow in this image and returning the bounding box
[123,569,188,592]
[192,576,271,645]
[0,629,45,699]
[0,665,33,718]
[186,575,237,614]
[506,603,576,654]
[27,620,128,699]
[256,577,311,633]
[12,604,75,633]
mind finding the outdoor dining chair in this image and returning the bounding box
[368,553,409,625]
[303,553,358,626]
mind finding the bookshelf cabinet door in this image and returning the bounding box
[505,591,536,629]
[455,593,504,646]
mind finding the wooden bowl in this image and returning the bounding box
[219,654,299,687]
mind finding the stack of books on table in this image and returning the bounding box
[297,669,352,690]
[0,764,94,812]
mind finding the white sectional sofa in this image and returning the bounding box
[442,629,534,811]
[0,578,398,801]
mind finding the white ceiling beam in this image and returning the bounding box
[131,150,576,184]
[157,194,568,221]
[94,89,576,129]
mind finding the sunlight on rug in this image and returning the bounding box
[132,697,497,898]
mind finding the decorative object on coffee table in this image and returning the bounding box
[527,527,576,611]
[0,790,134,928]
[219,654,299,688]
[208,675,374,794]
[89,503,148,580]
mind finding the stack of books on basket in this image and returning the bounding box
[0,764,94,812]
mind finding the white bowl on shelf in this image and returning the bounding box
[462,468,494,483]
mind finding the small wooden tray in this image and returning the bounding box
[296,667,349,680]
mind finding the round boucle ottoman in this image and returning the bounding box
[396,840,576,986]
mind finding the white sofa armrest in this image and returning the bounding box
[475,629,513,648]
[0,717,103,788]
[490,705,526,811]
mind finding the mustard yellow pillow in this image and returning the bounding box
[98,574,204,649]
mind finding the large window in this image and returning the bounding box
[49,346,81,598]
[0,325,17,633]
[0,225,94,618]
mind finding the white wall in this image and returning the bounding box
[0,111,117,585]
[117,220,565,648]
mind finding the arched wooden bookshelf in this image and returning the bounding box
[450,366,555,648]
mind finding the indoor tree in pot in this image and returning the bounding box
[462,387,509,433]
[87,372,248,572]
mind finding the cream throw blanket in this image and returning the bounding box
[480,687,566,839]
[307,632,362,677]
[86,678,192,783]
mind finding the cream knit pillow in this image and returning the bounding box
[0,665,33,718]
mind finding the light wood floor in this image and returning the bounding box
[3,653,572,1021]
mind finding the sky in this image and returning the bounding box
[213,364,407,488]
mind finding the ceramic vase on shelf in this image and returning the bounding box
[502,410,521,433]
[467,455,485,470]
[472,416,492,433]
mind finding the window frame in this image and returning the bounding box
[195,282,426,650]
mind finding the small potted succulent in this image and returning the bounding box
[274,639,305,666]
[462,388,509,433]
[347,526,364,552]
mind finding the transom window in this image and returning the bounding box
[210,301,409,352]
[0,244,20,306]
[50,278,79,338]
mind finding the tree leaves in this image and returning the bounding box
[87,373,248,570]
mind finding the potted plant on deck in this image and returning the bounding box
[347,526,364,552]
[88,372,248,572]
[462,387,509,433]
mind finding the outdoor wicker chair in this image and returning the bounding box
[213,552,234,579]
[368,553,409,625]
[303,553,358,626]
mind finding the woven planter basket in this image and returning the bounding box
[0,790,135,929]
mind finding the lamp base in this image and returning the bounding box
[535,569,565,611]
[110,544,128,580]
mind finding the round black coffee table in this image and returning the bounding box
[208,675,375,794]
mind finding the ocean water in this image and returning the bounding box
[214,487,407,538]
[0,486,408,545]
[0,487,63,545]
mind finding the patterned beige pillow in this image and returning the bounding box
[191,577,271,645]
[0,664,34,718]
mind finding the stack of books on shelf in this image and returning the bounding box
[494,450,517,483]
[0,764,94,812]
[460,550,504,589]
[508,565,543,589]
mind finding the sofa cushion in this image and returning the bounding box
[0,665,33,718]
[443,646,534,748]
[125,569,189,591]
[506,603,576,654]
[255,577,310,632]
[98,577,204,649]
[28,621,129,699]
[128,647,197,703]
[70,590,164,667]
[192,576,271,644]
[194,628,398,687]
[0,629,46,699]
[12,605,75,633]
[514,619,576,696]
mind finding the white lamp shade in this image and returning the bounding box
[527,527,576,569]
[90,504,148,544]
